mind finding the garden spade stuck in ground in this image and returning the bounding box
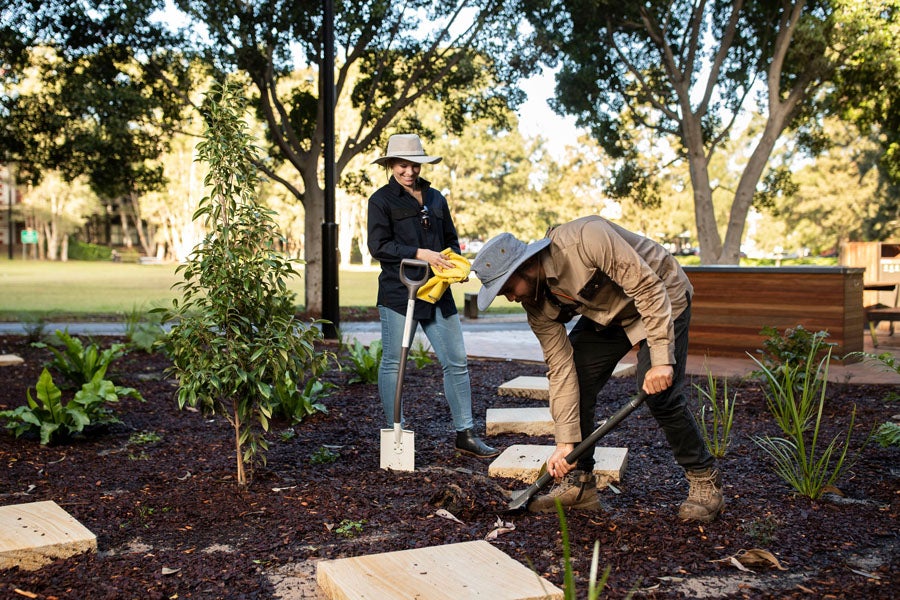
[380,258,430,472]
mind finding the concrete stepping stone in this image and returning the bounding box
[316,539,562,599]
[0,354,24,367]
[0,500,97,571]
[486,406,553,436]
[498,364,636,400]
[489,444,628,488]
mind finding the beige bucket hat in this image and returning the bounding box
[372,134,442,166]
[471,233,551,311]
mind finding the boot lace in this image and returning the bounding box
[687,470,718,503]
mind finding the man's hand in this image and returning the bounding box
[546,443,576,479]
[643,364,674,395]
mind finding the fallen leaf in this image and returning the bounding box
[272,485,297,492]
[484,517,515,540]
[849,568,880,580]
[13,589,38,599]
[606,483,621,494]
[821,485,844,497]
[713,548,787,572]
[434,509,464,524]
[161,567,181,575]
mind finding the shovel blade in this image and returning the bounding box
[380,427,415,471]
[504,471,553,513]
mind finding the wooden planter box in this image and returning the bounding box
[683,266,865,359]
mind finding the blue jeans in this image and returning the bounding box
[377,306,474,432]
[569,298,714,473]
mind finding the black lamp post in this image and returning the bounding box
[321,0,340,339]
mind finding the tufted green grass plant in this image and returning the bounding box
[693,369,736,458]
[751,341,861,499]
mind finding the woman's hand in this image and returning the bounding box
[415,249,454,272]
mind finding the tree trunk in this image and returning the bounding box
[129,193,155,257]
[721,110,791,263]
[680,109,725,264]
[304,183,324,315]
[233,402,246,487]
[120,206,132,248]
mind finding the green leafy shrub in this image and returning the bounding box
[410,339,433,368]
[124,306,168,354]
[873,422,900,447]
[16,313,47,344]
[333,519,364,538]
[310,446,340,464]
[67,238,113,261]
[754,325,835,389]
[751,341,861,499]
[159,81,333,486]
[272,373,333,423]
[346,339,382,384]
[693,370,736,458]
[0,368,142,444]
[34,329,127,387]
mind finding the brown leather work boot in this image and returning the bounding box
[527,470,600,514]
[678,468,724,523]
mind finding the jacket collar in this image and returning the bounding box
[388,175,432,197]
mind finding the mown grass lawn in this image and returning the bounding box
[0,258,521,319]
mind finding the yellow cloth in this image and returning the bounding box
[416,249,471,303]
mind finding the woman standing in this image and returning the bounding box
[367,134,498,458]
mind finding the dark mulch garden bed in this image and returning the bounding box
[0,333,896,599]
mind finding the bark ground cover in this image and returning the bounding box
[0,333,896,599]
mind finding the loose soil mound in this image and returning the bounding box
[0,335,896,599]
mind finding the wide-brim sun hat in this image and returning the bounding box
[372,134,442,166]
[471,233,551,311]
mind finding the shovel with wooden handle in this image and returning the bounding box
[504,390,648,513]
[380,258,430,472]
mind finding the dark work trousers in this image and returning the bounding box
[568,298,714,474]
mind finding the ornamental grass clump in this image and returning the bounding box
[693,369,736,458]
[160,81,332,486]
[750,336,860,499]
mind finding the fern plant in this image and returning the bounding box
[0,368,141,445]
[34,329,126,387]
[346,339,382,384]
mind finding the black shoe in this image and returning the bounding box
[455,429,500,458]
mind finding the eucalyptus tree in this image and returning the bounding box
[522,0,899,264]
[171,0,539,313]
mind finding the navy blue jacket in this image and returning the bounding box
[367,176,460,320]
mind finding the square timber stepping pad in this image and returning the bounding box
[498,364,636,400]
[489,445,628,487]
[0,500,97,570]
[316,540,562,599]
[486,406,553,436]
[0,354,24,367]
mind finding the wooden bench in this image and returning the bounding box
[865,305,900,347]
[683,266,865,358]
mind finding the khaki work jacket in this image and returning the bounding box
[523,216,693,443]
